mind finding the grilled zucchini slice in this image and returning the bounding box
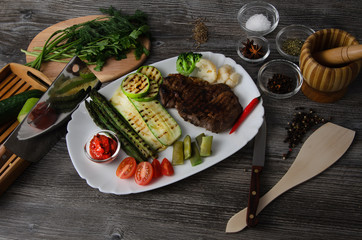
[133,76,159,102]
[137,66,163,86]
[110,87,167,152]
[121,73,150,98]
[134,66,163,102]
[130,98,182,146]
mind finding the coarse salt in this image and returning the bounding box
[245,14,271,32]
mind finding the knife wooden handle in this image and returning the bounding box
[246,165,263,227]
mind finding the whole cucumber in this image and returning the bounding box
[0,89,44,125]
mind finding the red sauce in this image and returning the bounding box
[89,134,118,160]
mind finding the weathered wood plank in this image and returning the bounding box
[0,0,361,239]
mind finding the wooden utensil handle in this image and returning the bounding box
[246,165,262,227]
[313,44,362,66]
[9,63,51,91]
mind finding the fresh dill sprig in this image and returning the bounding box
[22,7,150,71]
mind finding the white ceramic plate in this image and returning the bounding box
[66,52,264,195]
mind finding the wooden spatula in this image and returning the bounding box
[225,122,355,233]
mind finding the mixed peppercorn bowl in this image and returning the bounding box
[257,59,303,99]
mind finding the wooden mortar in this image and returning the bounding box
[299,29,362,103]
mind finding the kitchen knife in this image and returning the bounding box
[246,119,266,227]
[2,56,100,162]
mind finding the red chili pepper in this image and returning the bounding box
[229,96,261,134]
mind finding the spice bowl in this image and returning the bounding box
[276,25,315,62]
[84,130,121,164]
[237,1,279,36]
[257,59,303,99]
[237,36,270,64]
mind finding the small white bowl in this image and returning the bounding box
[84,130,121,163]
[237,1,279,36]
[258,59,303,99]
[237,36,270,64]
[276,24,315,62]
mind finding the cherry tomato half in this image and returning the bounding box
[116,157,137,179]
[135,161,154,185]
[161,158,174,176]
[152,159,162,178]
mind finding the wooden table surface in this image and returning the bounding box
[1,0,361,239]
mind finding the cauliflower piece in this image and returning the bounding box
[194,58,218,83]
[225,72,241,88]
[216,65,233,84]
[216,64,241,88]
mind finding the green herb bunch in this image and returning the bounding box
[22,7,150,71]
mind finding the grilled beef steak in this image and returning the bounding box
[159,74,243,133]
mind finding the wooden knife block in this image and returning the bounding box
[0,63,51,196]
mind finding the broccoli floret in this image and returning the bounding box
[176,52,202,76]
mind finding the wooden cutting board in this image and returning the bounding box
[0,63,51,196]
[25,15,151,83]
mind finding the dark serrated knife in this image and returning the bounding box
[246,118,266,227]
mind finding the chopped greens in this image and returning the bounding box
[22,7,151,71]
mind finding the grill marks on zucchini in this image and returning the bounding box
[121,73,150,98]
[110,88,167,152]
[130,99,181,146]
[118,67,181,146]
[137,66,163,86]
[133,77,159,102]
[134,66,163,102]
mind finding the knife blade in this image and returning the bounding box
[246,119,266,227]
[17,56,100,140]
[2,56,100,162]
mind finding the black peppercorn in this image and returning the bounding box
[283,108,329,160]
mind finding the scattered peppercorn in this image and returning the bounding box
[283,107,329,160]
[240,38,264,59]
[193,18,208,48]
[281,38,304,56]
[267,73,295,94]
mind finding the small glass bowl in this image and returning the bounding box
[276,24,315,62]
[257,59,303,99]
[237,1,279,36]
[84,130,121,163]
[237,36,270,64]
